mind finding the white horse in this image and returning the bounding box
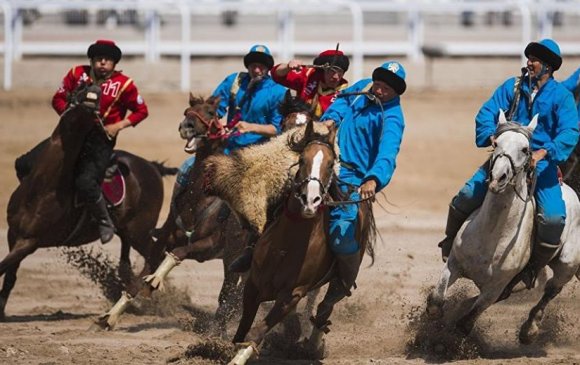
[427,110,580,343]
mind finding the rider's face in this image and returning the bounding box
[526,56,546,78]
[371,80,396,103]
[247,62,269,79]
[322,67,344,89]
[91,56,116,79]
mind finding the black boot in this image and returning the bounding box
[335,251,361,296]
[498,241,560,302]
[437,205,469,263]
[88,195,115,244]
[228,245,254,273]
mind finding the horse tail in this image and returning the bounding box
[360,200,378,266]
[149,160,179,177]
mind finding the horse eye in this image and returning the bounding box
[522,147,529,154]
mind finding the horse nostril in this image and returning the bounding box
[499,173,507,183]
[313,196,321,205]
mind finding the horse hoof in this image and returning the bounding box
[90,315,113,331]
[519,320,538,344]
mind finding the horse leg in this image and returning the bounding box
[232,279,261,345]
[0,236,37,320]
[455,282,506,336]
[118,237,133,286]
[426,258,460,319]
[214,261,242,339]
[519,261,578,344]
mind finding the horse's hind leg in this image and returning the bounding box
[426,258,460,319]
[0,235,37,319]
[519,262,578,344]
[214,265,243,338]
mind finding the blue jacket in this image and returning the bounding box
[321,79,405,192]
[476,75,579,164]
[211,72,287,153]
[561,67,580,116]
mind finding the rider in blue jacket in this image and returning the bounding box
[211,44,287,154]
[317,61,406,306]
[437,39,579,294]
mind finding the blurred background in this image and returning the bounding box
[1,0,580,93]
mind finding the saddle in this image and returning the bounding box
[101,155,126,207]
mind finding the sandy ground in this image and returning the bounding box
[0,58,579,364]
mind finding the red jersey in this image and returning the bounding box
[271,65,348,118]
[52,65,148,126]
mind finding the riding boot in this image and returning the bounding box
[437,204,469,263]
[335,251,361,297]
[88,195,115,244]
[498,241,560,302]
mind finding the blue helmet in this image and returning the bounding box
[372,61,407,95]
[524,38,562,71]
[243,44,274,70]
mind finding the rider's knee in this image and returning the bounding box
[536,213,565,245]
[329,223,359,255]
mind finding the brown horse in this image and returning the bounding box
[228,120,377,364]
[97,92,320,333]
[1,83,173,320]
[95,94,247,334]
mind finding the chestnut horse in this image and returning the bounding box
[96,95,252,334]
[1,83,173,320]
[229,120,377,364]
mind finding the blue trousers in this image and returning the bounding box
[329,185,361,255]
[176,155,196,187]
[452,159,566,245]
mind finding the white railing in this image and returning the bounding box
[1,0,580,91]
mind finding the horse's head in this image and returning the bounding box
[279,89,315,132]
[68,82,101,113]
[290,120,337,218]
[179,94,222,153]
[489,109,537,193]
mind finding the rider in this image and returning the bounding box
[437,39,579,294]
[317,61,407,303]
[15,39,149,244]
[271,48,349,119]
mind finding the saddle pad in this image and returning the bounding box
[101,167,125,207]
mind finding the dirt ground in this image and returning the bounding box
[0,58,578,365]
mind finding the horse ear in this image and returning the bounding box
[305,119,314,138]
[327,123,337,146]
[207,95,221,109]
[527,114,539,132]
[189,93,200,107]
[498,109,508,124]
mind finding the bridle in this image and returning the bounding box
[184,108,231,140]
[488,130,535,202]
[288,140,336,202]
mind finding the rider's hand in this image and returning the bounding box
[288,60,302,70]
[321,120,335,129]
[359,179,377,202]
[234,121,253,134]
[531,149,547,168]
[490,135,497,148]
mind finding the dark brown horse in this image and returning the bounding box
[1,84,174,320]
[95,94,247,334]
[228,120,377,364]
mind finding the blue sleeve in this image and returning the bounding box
[544,89,579,164]
[561,68,580,93]
[475,78,516,147]
[268,85,286,134]
[211,73,237,119]
[365,109,405,191]
[320,79,370,127]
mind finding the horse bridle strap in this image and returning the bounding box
[186,110,228,140]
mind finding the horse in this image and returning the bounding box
[426,110,580,343]
[227,119,377,365]
[93,94,246,334]
[1,83,175,320]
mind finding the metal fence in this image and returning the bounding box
[1,0,580,91]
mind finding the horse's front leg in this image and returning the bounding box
[519,261,578,344]
[426,257,460,319]
[455,279,507,336]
